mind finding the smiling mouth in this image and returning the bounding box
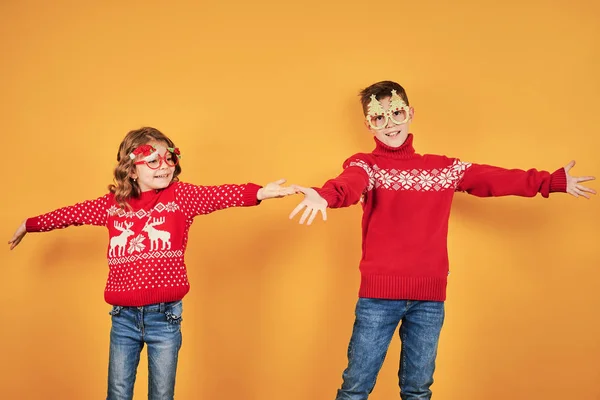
[155,174,170,179]
[385,131,401,137]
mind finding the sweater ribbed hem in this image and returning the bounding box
[104,286,190,307]
[549,168,567,193]
[359,275,447,301]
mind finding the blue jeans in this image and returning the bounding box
[107,300,183,400]
[336,298,445,400]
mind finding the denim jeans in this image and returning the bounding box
[107,300,183,400]
[335,298,445,400]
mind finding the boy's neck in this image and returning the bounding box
[372,134,416,159]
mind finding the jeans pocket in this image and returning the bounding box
[108,305,123,316]
[164,301,183,331]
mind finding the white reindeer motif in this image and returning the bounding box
[109,221,134,257]
[142,217,171,251]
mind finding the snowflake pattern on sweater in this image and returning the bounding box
[348,158,472,192]
[25,181,261,306]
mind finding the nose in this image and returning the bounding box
[385,116,396,129]
[158,156,169,170]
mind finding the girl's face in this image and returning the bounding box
[131,142,177,192]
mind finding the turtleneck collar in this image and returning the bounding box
[372,133,417,159]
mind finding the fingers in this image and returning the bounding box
[576,184,597,195]
[290,203,327,225]
[8,223,26,249]
[278,187,297,196]
[569,184,597,199]
[9,236,22,250]
[307,208,318,225]
[575,176,596,183]
[261,186,297,199]
[289,202,306,219]
[273,178,286,185]
[569,188,590,199]
[564,160,575,172]
[299,206,312,225]
[576,189,590,199]
[291,185,309,194]
[8,232,21,245]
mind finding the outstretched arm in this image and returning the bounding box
[177,178,297,218]
[289,160,370,225]
[456,160,595,199]
[7,194,111,250]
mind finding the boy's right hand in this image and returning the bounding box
[289,186,328,225]
[8,221,27,250]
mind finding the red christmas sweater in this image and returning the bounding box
[315,134,567,301]
[25,181,261,306]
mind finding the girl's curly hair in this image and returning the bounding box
[108,127,182,208]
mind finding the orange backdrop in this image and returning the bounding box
[1,1,599,399]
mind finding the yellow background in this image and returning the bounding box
[1,1,599,399]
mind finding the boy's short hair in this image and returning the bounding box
[359,81,410,115]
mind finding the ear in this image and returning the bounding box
[409,107,415,120]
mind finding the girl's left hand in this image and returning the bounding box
[257,179,299,201]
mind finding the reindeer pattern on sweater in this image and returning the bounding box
[25,181,262,306]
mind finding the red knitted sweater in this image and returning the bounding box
[26,181,261,306]
[315,134,567,301]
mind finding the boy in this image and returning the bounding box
[288,81,595,400]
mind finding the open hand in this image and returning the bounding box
[289,186,328,225]
[257,179,298,201]
[8,221,27,250]
[564,161,596,199]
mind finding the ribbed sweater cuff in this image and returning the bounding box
[243,183,262,205]
[549,168,567,193]
[25,217,42,232]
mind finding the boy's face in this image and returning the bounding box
[364,96,414,148]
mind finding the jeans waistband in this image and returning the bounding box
[120,300,181,313]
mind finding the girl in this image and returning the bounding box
[8,126,296,400]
